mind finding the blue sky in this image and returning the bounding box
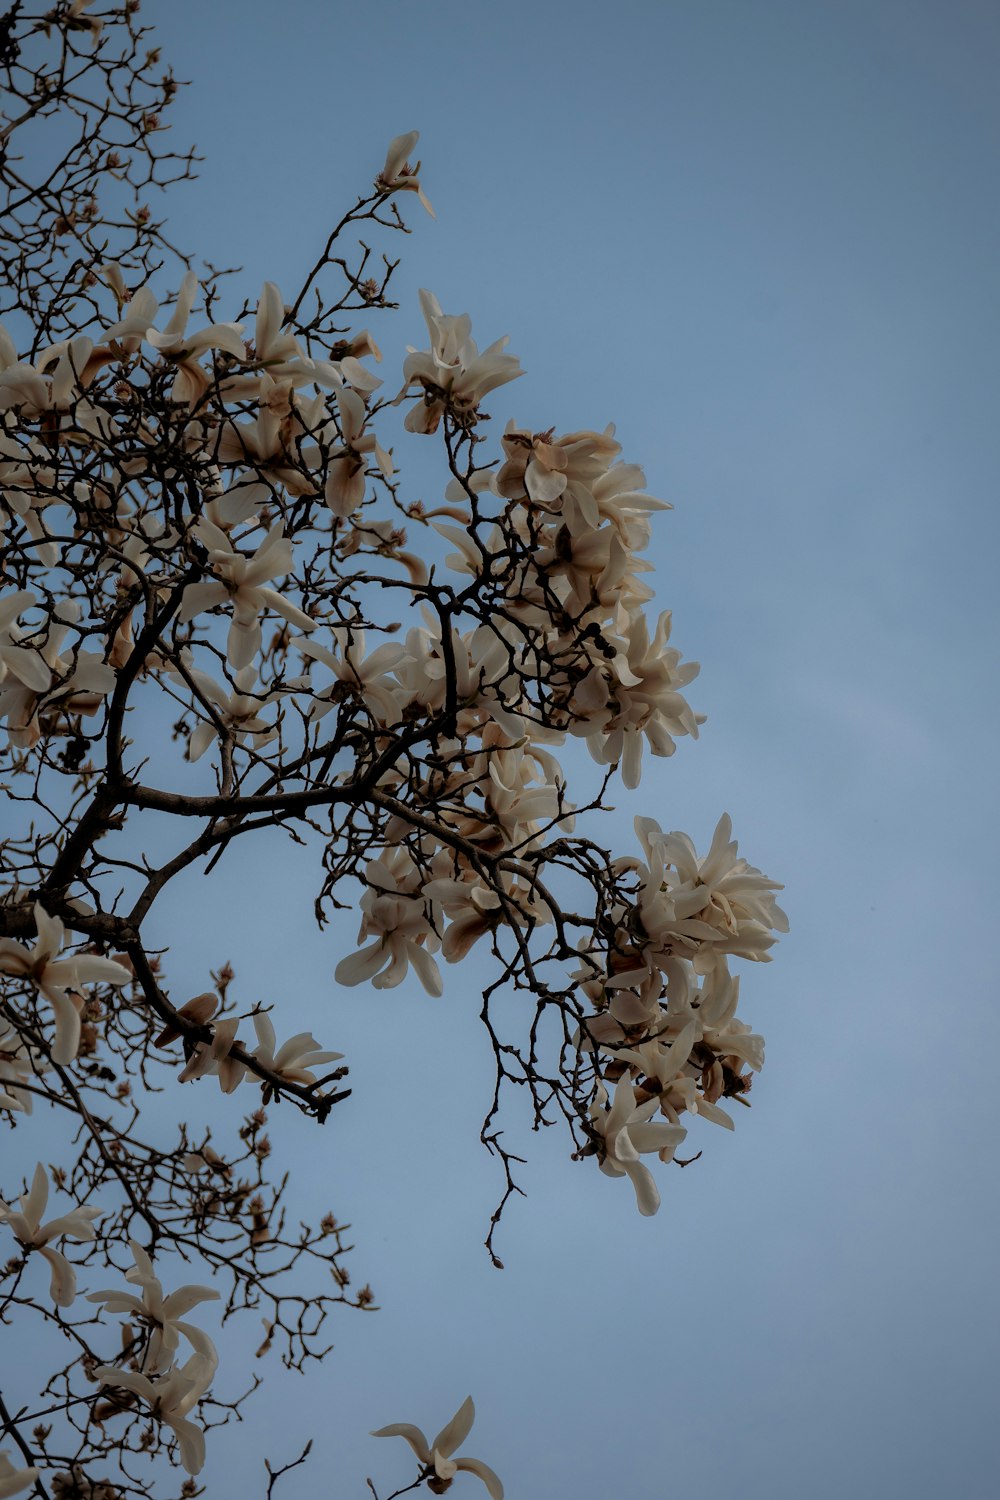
[66,1,1000,1495]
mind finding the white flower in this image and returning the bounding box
[0,358,49,414]
[102,284,160,352]
[95,1351,215,1476]
[0,1452,39,1498]
[634,812,788,964]
[87,1239,219,1374]
[423,874,503,963]
[589,1076,688,1217]
[375,130,434,217]
[335,849,442,997]
[397,290,521,433]
[145,270,246,405]
[323,387,392,518]
[296,628,405,727]
[178,519,315,670]
[250,1012,342,1086]
[373,1395,503,1500]
[176,1017,246,1093]
[0,904,130,1064]
[495,423,621,508]
[65,0,102,41]
[0,1015,40,1114]
[0,590,47,690]
[0,604,116,750]
[572,608,701,788]
[251,282,301,366]
[170,660,276,762]
[0,1162,101,1305]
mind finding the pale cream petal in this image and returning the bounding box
[431,1396,475,1459]
[455,1456,504,1500]
[39,1244,76,1306]
[370,1422,431,1464]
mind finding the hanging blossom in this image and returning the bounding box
[373,1395,503,1500]
[0,1163,102,1305]
[570,607,702,789]
[0,904,130,1064]
[335,847,443,997]
[142,269,247,406]
[94,1350,216,1477]
[323,386,393,517]
[587,1077,688,1218]
[296,628,407,727]
[90,1250,219,1475]
[168,657,277,762]
[632,812,788,968]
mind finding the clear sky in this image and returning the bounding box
[92,1,1000,1495]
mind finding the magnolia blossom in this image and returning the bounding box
[153,991,218,1048]
[373,1396,503,1500]
[250,1011,343,1086]
[633,812,788,968]
[0,1026,30,1110]
[297,629,406,727]
[0,332,49,413]
[37,335,117,425]
[588,1076,688,1217]
[0,590,46,691]
[0,602,116,750]
[495,422,622,508]
[424,873,503,963]
[0,1452,39,1499]
[375,129,434,216]
[103,284,159,353]
[177,1017,246,1093]
[572,609,702,789]
[250,281,301,367]
[144,270,246,405]
[324,387,392,517]
[336,849,442,997]
[95,1350,215,1475]
[170,659,276,762]
[178,519,315,670]
[398,290,521,433]
[0,431,60,565]
[87,1239,219,1373]
[0,904,129,1063]
[0,1014,43,1113]
[0,1162,101,1305]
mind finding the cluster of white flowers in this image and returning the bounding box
[171,1003,342,1097]
[0,1176,220,1475]
[87,1241,219,1476]
[0,117,784,1500]
[0,175,781,1179]
[577,813,786,1213]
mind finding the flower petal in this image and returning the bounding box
[432,1396,475,1460]
[455,1455,505,1500]
[370,1423,431,1464]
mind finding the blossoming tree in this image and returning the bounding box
[0,3,787,1497]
